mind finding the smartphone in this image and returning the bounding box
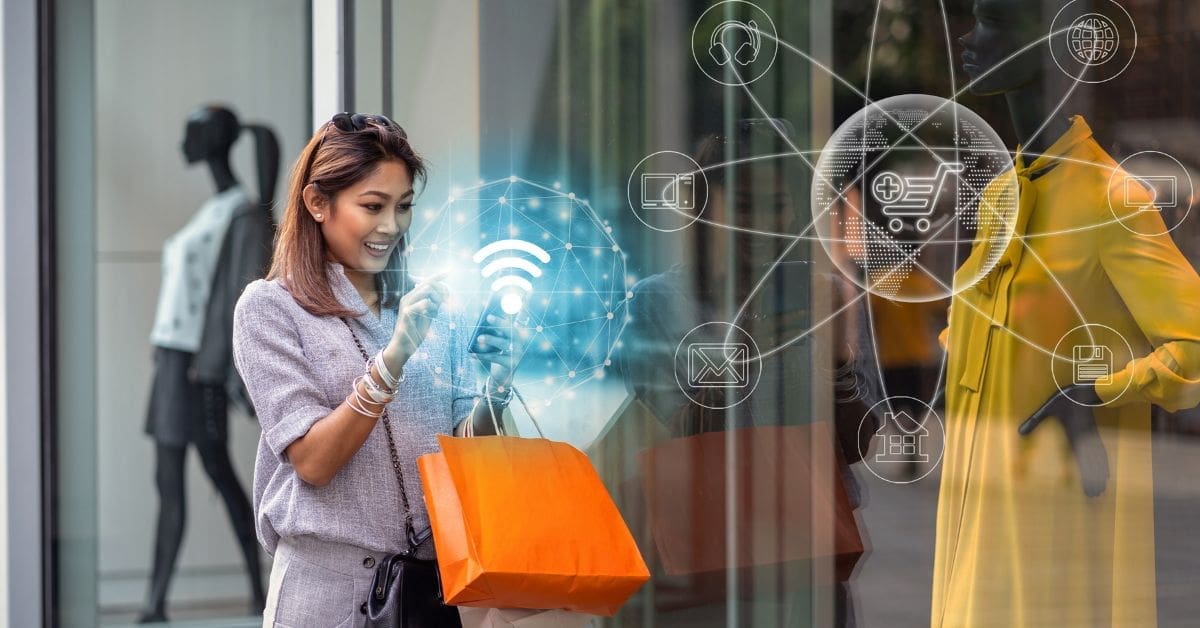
[467,290,523,354]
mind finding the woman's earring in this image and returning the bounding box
[315,213,323,220]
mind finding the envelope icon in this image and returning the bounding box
[687,343,750,388]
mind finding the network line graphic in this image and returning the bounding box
[407,176,633,410]
[647,0,1170,479]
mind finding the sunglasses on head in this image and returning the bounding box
[303,112,409,189]
[328,112,406,138]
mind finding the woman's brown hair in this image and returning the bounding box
[268,114,427,318]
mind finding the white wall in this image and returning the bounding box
[94,0,307,613]
[1,0,41,624]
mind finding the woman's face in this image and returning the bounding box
[308,159,414,276]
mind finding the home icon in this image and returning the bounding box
[875,410,930,463]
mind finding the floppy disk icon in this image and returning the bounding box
[1073,345,1113,386]
[687,343,750,388]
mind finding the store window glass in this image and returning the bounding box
[51,1,310,625]
[350,1,846,626]
[347,1,1200,627]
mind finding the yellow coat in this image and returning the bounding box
[933,117,1200,627]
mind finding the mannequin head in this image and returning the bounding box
[181,106,240,164]
[960,0,1094,154]
[959,0,1048,95]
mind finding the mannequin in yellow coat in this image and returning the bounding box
[935,1,1200,626]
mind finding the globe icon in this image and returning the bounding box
[811,94,1020,303]
[1068,14,1119,66]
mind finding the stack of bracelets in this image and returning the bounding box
[345,348,516,421]
[346,350,404,418]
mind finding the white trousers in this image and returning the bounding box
[262,535,389,628]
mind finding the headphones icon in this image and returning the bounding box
[709,19,762,67]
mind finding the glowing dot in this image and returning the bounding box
[509,175,517,183]
[448,322,456,330]
[535,325,543,332]
[626,291,633,298]
[553,181,561,189]
[605,226,612,233]
[434,366,443,374]
[596,369,606,379]
[573,286,583,296]
[564,242,573,250]
[542,232,550,240]
[568,370,576,378]
[606,312,614,319]
[499,196,507,204]
[612,244,619,252]
[568,192,576,199]
[500,293,524,315]
[604,359,612,366]
[448,194,455,202]
[431,243,439,251]
[544,399,552,406]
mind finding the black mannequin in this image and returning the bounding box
[959,0,1108,496]
[139,105,277,622]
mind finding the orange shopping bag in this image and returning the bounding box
[418,434,650,616]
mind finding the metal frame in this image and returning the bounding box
[2,0,45,625]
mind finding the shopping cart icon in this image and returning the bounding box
[871,162,965,233]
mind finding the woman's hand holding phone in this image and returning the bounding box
[473,313,533,388]
[383,274,448,374]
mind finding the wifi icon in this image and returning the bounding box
[472,239,552,315]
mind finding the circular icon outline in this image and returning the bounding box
[1106,150,1194,237]
[810,94,1021,304]
[627,150,709,233]
[856,395,945,485]
[870,171,905,205]
[1050,0,1136,85]
[690,0,779,87]
[1050,323,1135,407]
[672,321,762,410]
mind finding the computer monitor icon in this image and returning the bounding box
[1125,175,1178,211]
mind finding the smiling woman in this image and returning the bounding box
[233,109,536,626]
[271,112,427,319]
[303,161,415,314]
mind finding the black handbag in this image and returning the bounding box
[342,319,462,628]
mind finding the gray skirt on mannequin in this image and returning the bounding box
[144,345,228,447]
